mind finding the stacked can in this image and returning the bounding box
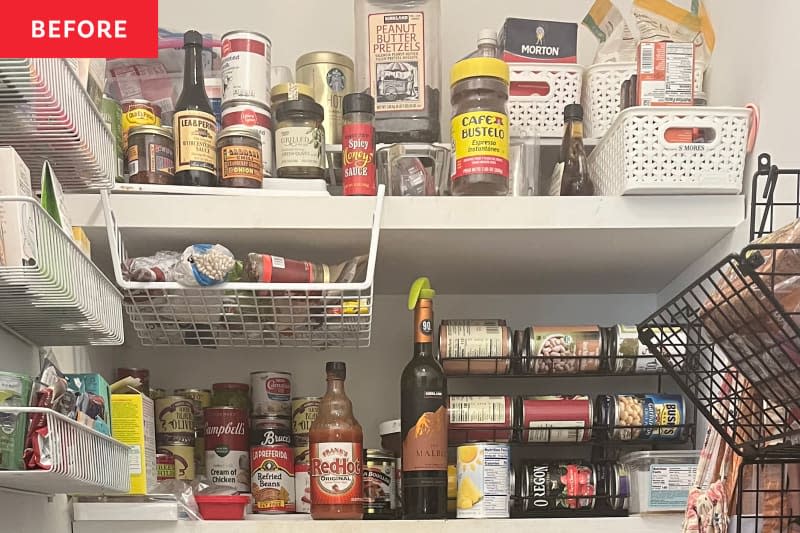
[291,396,320,513]
[205,406,250,491]
[154,396,196,481]
[175,388,211,473]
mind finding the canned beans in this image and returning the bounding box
[598,394,686,441]
[526,326,604,375]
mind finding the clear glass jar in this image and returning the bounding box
[274,99,326,179]
[355,0,441,144]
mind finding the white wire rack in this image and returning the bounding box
[101,187,384,348]
[0,407,130,495]
[0,196,124,345]
[0,58,116,190]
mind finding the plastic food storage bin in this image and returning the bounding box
[194,494,250,520]
[621,450,700,513]
[508,63,584,137]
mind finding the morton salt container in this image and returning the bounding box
[296,52,354,144]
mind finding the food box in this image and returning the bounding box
[621,450,700,513]
[637,41,695,107]
[67,374,111,435]
[111,393,157,495]
[0,371,32,470]
[0,147,36,267]
[499,18,578,63]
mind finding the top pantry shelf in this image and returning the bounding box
[64,193,744,295]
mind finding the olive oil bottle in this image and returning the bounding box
[401,277,448,519]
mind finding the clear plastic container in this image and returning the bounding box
[620,450,700,514]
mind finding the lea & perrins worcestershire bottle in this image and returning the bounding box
[173,30,218,187]
[309,361,364,520]
[401,277,448,519]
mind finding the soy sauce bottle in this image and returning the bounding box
[173,30,218,187]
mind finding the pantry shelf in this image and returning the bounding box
[65,193,745,295]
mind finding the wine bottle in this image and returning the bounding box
[401,277,448,519]
[173,30,218,187]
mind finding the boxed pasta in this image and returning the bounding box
[111,393,157,495]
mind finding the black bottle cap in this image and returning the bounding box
[275,99,324,122]
[343,93,374,115]
[564,103,583,121]
[326,361,346,379]
[184,30,203,47]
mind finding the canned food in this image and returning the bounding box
[149,387,167,400]
[439,321,512,375]
[175,388,212,416]
[221,99,275,178]
[363,449,397,518]
[520,395,593,443]
[211,382,250,411]
[251,425,293,447]
[251,444,295,513]
[448,395,515,443]
[526,326,604,375]
[291,396,320,436]
[608,325,664,374]
[512,329,527,374]
[295,462,311,513]
[156,453,175,481]
[521,462,596,511]
[157,443,195,481]
[595,462,630,511]
[115,367,149,396]
[597,394,685,441]
[221,30,272,106]
[251,371,292,417]
[447,464,457,513]
[156,432,194,447]
[456,443,510,518]
[121,99,161,148]
[294,444,310,465]
[204,407,250,491]
[154,396,196,439]
[251,415,291,431]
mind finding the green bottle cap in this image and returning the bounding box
[408,277,436,310]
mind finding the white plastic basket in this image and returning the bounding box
[508,63,584,137]
[101,187,384,348]
[583,62,706,139]
[0,59,117,190]
[0,196,124,345]
[588,107,751,195]
[0,407,130,495]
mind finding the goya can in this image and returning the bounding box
[448,395,515,443]
[521,462,596,511]
[291,396,320,436]
[221,30,272,106]
[154,396,195,440]
[439,320,512,375]
[598,394,685,441]
[204,407,250,491]
[526,326,604,375]
[520,395,593,443]
[121,99,161,148]
[456,443,510,518]
[220,99,274,178]
[157,442,195,481]
[251,439,295,513]
[608,325,664,374]
[156,453,175,481]
[295,462,311,513]
[250,371,292,417]
[363,449,397,518]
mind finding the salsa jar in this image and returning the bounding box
[274,99,326,179]
[216,126,263,188]
[126,125,174,185]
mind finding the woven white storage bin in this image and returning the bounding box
[588,107,751,195]
[508,63,584,137]
[582,62,706,139]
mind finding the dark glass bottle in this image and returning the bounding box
[401,277,448,519]
[173,30,218,187]
[559,103,594,196]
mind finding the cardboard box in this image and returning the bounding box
[67,374,111,436]
[0,147,36,267]
[111,394,156,495]
[637,41,695,106]
[499,18,578,63]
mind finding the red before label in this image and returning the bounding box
[3,0,158,58]
[259,255,313,283]
[310,442,363,505]
[342,122,376,196]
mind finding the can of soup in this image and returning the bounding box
[456,443,511,518]
[250,371,292,417]
[439,321,513,375]
[520,395,593,443]
[154,396,196,440]
[448,395,515,443]
[221,99,274,177]
[521,462,596,511]
[251,441,295,513]
[526,325,604,375]
[221,30,272,106]
[157,442,195,481]
[204,407,250,491]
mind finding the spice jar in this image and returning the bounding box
[270,82,315,108]
[126,125,175,185]
[450,57,510,196]
[342,93,376,196]
[274,99,326,179]
[216,126,263,188]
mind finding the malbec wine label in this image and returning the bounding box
[403,405,447,472]
[173,110,217,174]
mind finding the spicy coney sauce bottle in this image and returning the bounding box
[309,361,364,519]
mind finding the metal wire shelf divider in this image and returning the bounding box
[0,407,130,495]
[638,153,800,458]
[0,58,117,191]
[0,196,123,345]
[101,186,384,348]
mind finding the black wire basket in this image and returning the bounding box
[733,447,800,533]
[638,154,800,457]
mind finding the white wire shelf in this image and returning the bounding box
[101,187,384,348]
[0,196,124,345]
[0,407,130,495]
[0,58,116,190]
